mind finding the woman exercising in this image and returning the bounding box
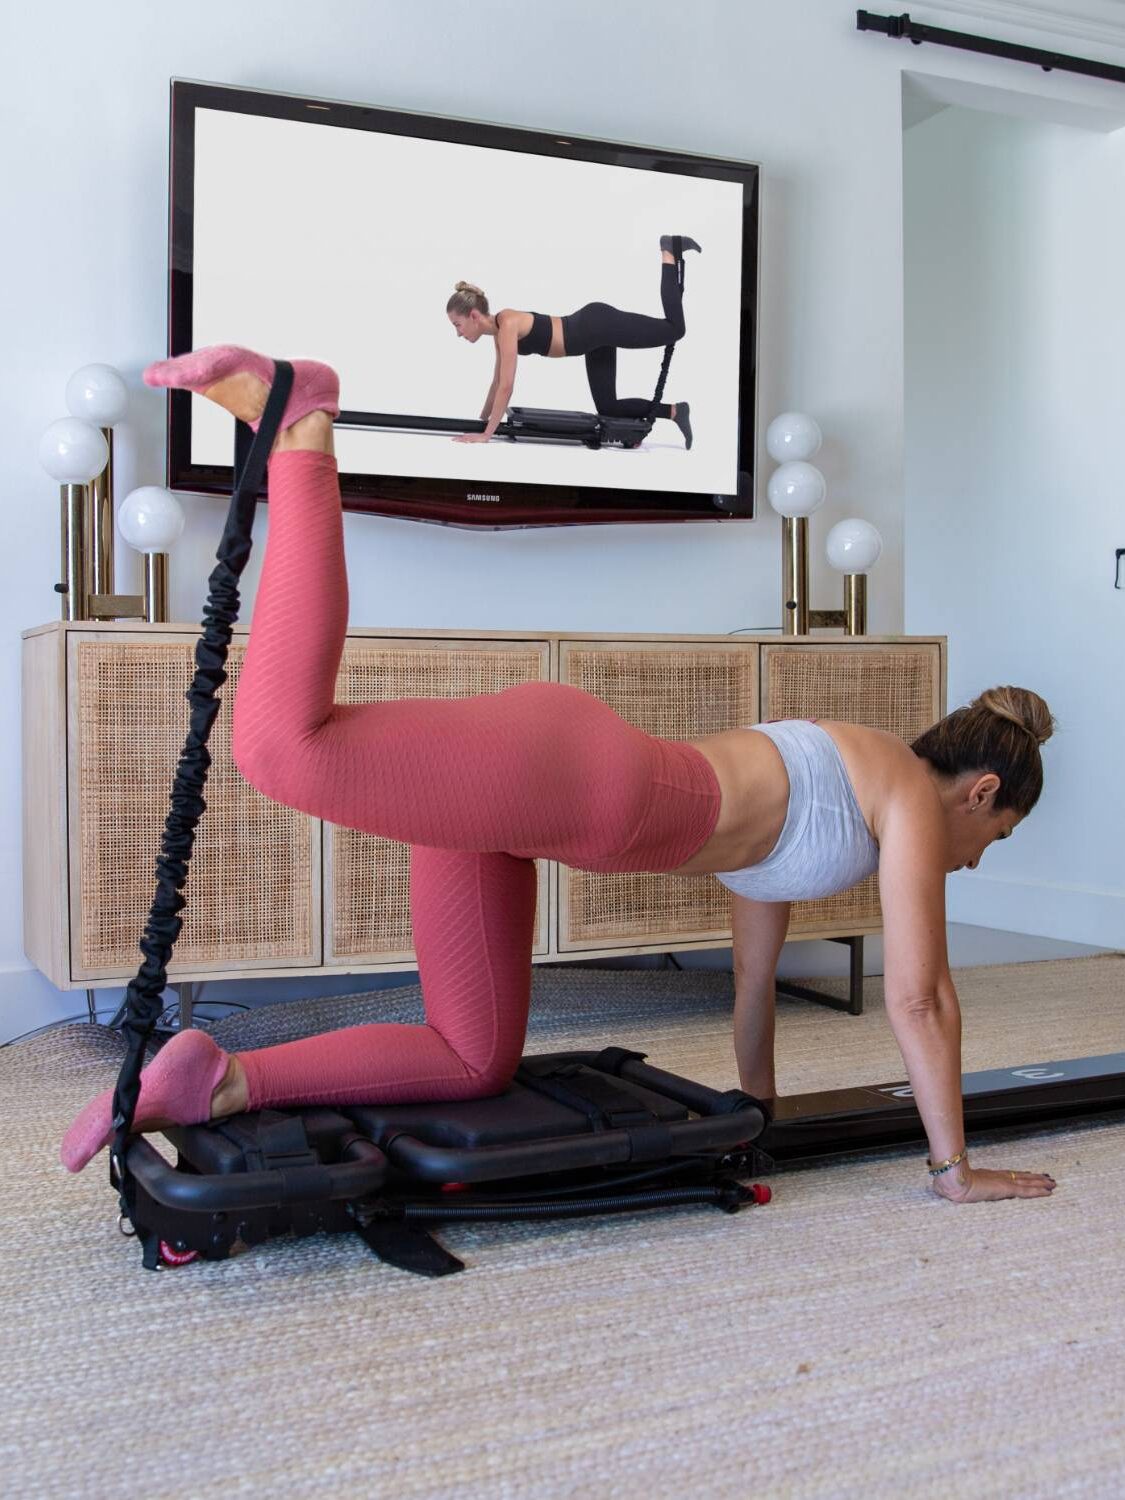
[62,347,1058,1206]
[447,235,698,448]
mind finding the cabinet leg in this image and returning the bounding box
[846,935,864,1016]
[170,980,203,1031]
[775,936,865,1016]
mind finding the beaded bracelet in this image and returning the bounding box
[927,1149,968,1178]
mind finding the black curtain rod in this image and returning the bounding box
[856,10,1125,87]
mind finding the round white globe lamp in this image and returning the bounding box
[767,434,828,635]
[39,418,112,621]
[765,411,822,464]
[766,460,827,519]
[65,365,128,605]
[65,364,129,427]
[38,417,108,484]
[826,518,882,636]
[118,487,185,553]
[119,486,185,623]
[826,518,882,574]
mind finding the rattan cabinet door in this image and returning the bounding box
[557,640,759,953]
[762,641,944,937]
[325,639,551,966]
[69,637,320,980]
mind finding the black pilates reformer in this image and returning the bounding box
[334,245,690,453]
[120,1046,1125,1275]
[102,360,1125,1276]
[336,403,657,452]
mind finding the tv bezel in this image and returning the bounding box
[167,79,760,528]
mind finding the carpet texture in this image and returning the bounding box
[2,955,1123,1498]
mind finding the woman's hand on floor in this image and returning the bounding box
[932,1163,1057,1203]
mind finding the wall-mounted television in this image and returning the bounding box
[167,80,760,528]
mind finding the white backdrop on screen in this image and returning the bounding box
[190,109,745,494]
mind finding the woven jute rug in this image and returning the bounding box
[2,956,1123,1499]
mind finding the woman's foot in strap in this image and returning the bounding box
[671,401,693,449]
[143,345,340,432]
[59,1027,237,1173]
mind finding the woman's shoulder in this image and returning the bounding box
[817,721,938,838]
[819,720,920,765]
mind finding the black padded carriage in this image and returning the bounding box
[503,406,654,449]
[118,1048,771,1275]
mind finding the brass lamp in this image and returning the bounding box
[765,412,881,636]
[38,415,110,621]
[117,487,185,620]
[40,365,182,623]
[826,519,883,635]
[765,412,827,635]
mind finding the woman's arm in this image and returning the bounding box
[480,343,501,420]
[731,896,790,1098]
[484,314,518,434]
[456,313,519,443]
[878,791,1056,1203]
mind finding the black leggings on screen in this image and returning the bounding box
[561,262,685,418]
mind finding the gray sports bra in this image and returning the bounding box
[714,720,880,903]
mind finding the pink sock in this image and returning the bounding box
[60,1028,230,1173]
[142,345,340,432]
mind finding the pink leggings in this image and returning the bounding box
[231,451,721,1109]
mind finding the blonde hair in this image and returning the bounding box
[911,686,1055,815]
[446,281,489,317]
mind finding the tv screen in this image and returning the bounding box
[168,80,759,528]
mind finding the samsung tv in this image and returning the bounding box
[167,80,760,528]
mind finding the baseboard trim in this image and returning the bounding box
[947,873,1125,950]
[0,966,103,1045]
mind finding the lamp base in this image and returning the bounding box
[845,574,867,636]
[89,593,146,620]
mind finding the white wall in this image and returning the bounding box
[4,0,1123,1035]
[904,103,1125,948]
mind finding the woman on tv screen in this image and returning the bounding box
[446,235,700,447]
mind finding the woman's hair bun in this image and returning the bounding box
[975,686,1055,747]
[446,281,489,315]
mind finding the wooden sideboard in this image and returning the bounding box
[22,622,945,991]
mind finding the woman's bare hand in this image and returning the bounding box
[453,432,491,443]
[932,1163,1057,1203]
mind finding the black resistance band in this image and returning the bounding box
[109,361,294,1201]
[648,243,686,419]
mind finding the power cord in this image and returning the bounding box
[2,997,252,1049]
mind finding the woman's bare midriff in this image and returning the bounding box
[671,721,907,877]
[672,728,790,876]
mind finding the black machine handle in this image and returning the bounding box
[123,1134,386,1212]
[109,364,294,1204]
